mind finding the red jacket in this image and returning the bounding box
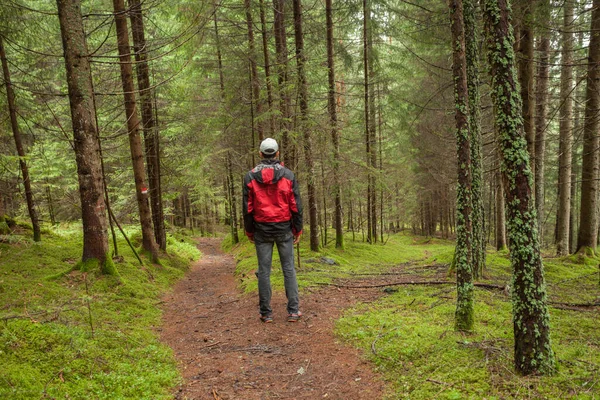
[243,159,303,238]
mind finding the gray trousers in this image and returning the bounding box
[254,231,299,315]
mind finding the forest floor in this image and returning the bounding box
[160,237,389,400]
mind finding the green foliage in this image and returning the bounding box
[0,226,200,398]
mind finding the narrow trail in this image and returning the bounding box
[160,237,385,400]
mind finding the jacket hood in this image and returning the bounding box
[251,159,285,185]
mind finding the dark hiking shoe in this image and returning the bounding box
[260,314,273,323]
[287,311,302,322]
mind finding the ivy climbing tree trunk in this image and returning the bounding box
[450,0,474,332]
[464,0,484,277]
[577,0,600,255]
[292,0,319,251]
[326,0,344,249]
[482,0,555,375]
[557,0,574,256]
[129,0,166,251]
[0,35,41,242]
[113,0,158,262]
[534,0,550,249]
[56,0,110,268]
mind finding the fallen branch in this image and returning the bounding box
[549,301,600,309]
[317,280,507,291]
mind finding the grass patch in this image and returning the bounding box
[226,229,600,399]
[0,225,200,399]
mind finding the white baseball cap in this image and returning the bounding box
[260,138,279,155]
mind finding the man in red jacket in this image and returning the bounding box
[243,138,303,323]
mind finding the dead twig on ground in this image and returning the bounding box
[316,280,507,291]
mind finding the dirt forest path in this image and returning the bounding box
[160,237,385,400]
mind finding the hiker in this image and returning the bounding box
[242,138,303,323]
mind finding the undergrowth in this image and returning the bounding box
[0,224,200,399]
[225,230,600,399]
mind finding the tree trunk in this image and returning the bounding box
[0,36,41,242]
[577,0,600,255]
[227,152,239,243]
[557,0,574,256]
[464,0,484,277]
[112,0,158,261]
[516,0,535,179]
[292,0,319,251]
[273,0,294,169]
[368,11,377,244]
[363,0,374,244]
[129,0,166,251]
[495,164,507,250]
[450,0,474,332]
[326,0,344,248]
[259,0,275,135]
[482,0,555,375]
[245,0,264,141]
[56,0,109,267]
[534,1,551,249]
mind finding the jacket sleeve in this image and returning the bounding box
[242,173,255,237]
[290,176,303,235]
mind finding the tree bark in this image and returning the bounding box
[0,35,41,242]
[515,0,535,179]
[273,0,294,169]
[557,0,574,255]
[245,0,264,141]
[259,0,275,135]
[464,0,484,277]
[534,1,551,249]
[363,0,374,244]
[129,0,166,251]
[495,162,507,251]
[577,0,600,255]
[292,0,319,251]
[112,0,158,261]
[450,0,474,332]
[326,0,343,248]
[56,0,109,266]
[482,0,555,375]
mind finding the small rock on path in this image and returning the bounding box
[160,237,385,399]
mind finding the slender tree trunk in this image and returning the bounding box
[363,0,374,244]
[259,0,275,134]
[482,0,555,375]
[326,0,344,248]
[516,0,535,179]
[56,0,109,267]
[557,0,575,255]
[245,0,264,141]
[450,0,474,332]
[577,0,600,255]
[0,36,41,242]
[534,1,551,249]
[112,0,158,261]
[495,164,507,250]
[292,0,319,251]
[464,0,484,277]
[367,9,377,244]
[129,0,166,251]
[227,152,239,243]
[273,0,294,169]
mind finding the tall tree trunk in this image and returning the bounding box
[557,0,574,255]
[273,0,294,169]
[464,0,485,277]
[245,0,264,141]
[0,35,41,242]
[326,0,343,248]
[363,0,374,244]
[259,0,275,134]
[577,0,600,255]
[112,0,158,261]
[56,0,110,267]
[534,0,551,249]
[450,0,474,332]
[227,152,239,243]
[516,0,535,179]
[495,162,507,250]
[129,0,166,251]
[292,0,319,251]
[367,7,377,244]
[482,0,555,375]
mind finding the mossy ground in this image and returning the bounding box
[0,223,200,399]
[226,230,600,399]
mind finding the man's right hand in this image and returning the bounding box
[293,233,302,244]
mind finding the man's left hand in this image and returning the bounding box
[293,233,302,244]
